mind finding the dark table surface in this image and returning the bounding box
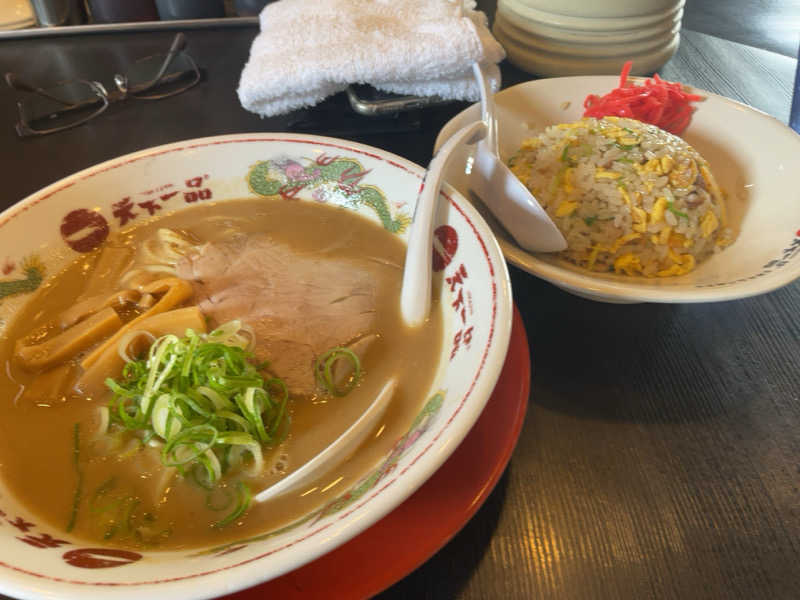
[1,1,799,599]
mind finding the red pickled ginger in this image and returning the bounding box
[583,61,704,135]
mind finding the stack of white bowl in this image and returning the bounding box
[0,0,35,29]
[493,0,684,77]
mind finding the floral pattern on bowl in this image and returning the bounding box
[0,134,512,600]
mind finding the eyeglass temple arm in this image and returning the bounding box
[125,33,188,95]
[156,33,188,79]
[7,33,185,96]
[5,72,76,106]
[168,32,188,57]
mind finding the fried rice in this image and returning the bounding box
[509,116,734,277]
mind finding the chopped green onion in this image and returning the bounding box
[105,321,288,488]
[667,201,689,219]
[583,216,598,226]
[236,387,270,443]
[215,410,251,432]
[161,425,218,467]
[314,347,362,396]
[213,482,251,528]
[66,423,83,532]
[120,497,140,534]
[560,142,593,165]
[266,378,288,437]
[194,449,222,489]
[90,477,117,506]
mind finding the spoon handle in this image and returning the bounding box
[401,119,487,328]
[472,62,499,157]
[254,378,398,503]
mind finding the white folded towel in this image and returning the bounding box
[237,0,505,117]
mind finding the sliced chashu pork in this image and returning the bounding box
[176,234,376,395]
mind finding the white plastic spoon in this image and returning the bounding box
[400,119,487,328]
[253,377,397,503]
[469,62,567,253]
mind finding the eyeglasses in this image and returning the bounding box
[5,33,201,138]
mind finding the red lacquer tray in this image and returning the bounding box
[224,305,530,600]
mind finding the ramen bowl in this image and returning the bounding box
[436,76,800,303]
[0,134,512,599]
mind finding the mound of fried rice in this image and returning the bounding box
[509,116,734,277]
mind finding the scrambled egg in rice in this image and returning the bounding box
[509,116,734,277]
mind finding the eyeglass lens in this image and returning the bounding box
[21,81,106,134]
[9,34,200,136]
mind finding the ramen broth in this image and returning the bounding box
[0,198,442,550]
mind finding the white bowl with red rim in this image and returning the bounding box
[0,134,512,599]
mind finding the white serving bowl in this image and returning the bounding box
[435,76,800,303]
[497,7,680,46]
[0,0,34,30]
[0,134,512,599]
[503,0,682,29]
[494,0,683,76]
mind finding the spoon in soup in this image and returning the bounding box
[253,377,398,503]
[266,127,487,501]
[401,64,566,327]
[401,119,487,327]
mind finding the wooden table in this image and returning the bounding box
[0,2,798,598]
